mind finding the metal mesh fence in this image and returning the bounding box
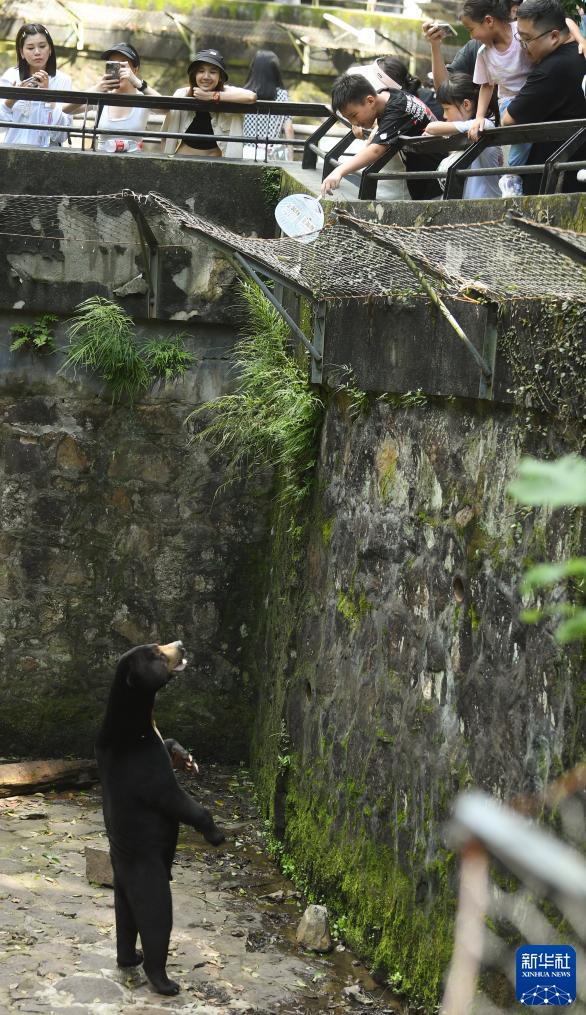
[0,191,584,304]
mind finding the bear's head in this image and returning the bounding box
[118,640,188,693]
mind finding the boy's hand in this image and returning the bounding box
[321,167,344,195]
[468,116,485,141]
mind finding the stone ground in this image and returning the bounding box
[0,765,401,1015]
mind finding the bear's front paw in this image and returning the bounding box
[205,827,226,847]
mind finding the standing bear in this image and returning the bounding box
[95,640,225,996]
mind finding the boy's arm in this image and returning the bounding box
[468,83,495,140]
[321,142,387,195]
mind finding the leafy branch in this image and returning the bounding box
[508,455,586,644]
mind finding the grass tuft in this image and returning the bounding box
[187,282,323,504]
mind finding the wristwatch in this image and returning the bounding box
[137,79,148,93]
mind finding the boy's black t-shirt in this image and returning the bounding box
[369,89,441,200]
[507,41,586,191]
[371,89,436,148]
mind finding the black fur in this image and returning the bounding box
[95,642,224,996]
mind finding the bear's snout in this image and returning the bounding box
[158,640,187,672]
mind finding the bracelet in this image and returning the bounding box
[138,78,148,93]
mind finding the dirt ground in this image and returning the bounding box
[0,764,401,1015]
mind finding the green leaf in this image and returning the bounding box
[555,611,586,644]
[507,455,586,507]
[520,608,543,624]
[9,335,29,352]
[522,559,586,591]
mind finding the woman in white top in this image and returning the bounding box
[0,23,72,147]
[162,49,255,159]
[64,42,160,152]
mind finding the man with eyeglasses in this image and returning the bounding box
[501,0,586,192]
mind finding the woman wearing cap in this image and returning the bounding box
[161,49,255,158]
[64,42,160,151]
[0,23,72,147]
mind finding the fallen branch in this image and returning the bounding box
[0,759,99,798]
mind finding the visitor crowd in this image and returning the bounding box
[1,1,585,198]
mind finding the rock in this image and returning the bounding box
[342,983,374,1005]
[260,890,285,903]
[295,904,333,953]
[453,506,476,529]
[85,846,114,887]
[55,974,126,1003]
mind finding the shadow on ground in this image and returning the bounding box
[0,765,402,1014]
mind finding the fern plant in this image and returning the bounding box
[60,297,150,403]
[60,298,193,403]
[10,314,58,354]
[187,282,323,505]
[142,335,194,383]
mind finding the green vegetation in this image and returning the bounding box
[59,297,193,402]
[142,334,194,382]
[187,282,323,506]
[499,302,586,446]
[508,455,586,643]
[280,776,456,1010]
[10,314,58,354]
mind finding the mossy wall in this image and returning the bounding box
[251,396,584,1010]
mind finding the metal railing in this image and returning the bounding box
[0,84,335,162]
[1,86,585,199]
[311,117,586,198]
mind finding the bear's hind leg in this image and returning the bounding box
[114,882,143,967]
[122,856,179,996]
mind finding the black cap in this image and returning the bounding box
[101,42,140,67]
[187,49,228,81]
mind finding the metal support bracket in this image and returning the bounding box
[123,192,160,318]
[233,253,323,382]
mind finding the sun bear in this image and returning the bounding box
[95,640,225,996]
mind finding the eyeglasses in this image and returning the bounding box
[514,28,552,47]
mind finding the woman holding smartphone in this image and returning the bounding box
[0,23,72,147]
[63,42,161,152]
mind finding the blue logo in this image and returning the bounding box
[516,946,576,1005]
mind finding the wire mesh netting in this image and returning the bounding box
[0,191,585,304]
[0,194,144,249]
[141,193,586,304]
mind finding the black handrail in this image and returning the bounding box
[318,116,586,199]
[0,85,334,157]
[2,85,585,200]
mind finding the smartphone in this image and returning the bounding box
[434,21,458,37]
[23,76,39,88]
[105,61,121,80]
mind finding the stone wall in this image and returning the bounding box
[251,395,584,1008]
[0,326,269,761]
[0,152,277,761]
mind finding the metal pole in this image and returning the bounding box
[232,253,322,367]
